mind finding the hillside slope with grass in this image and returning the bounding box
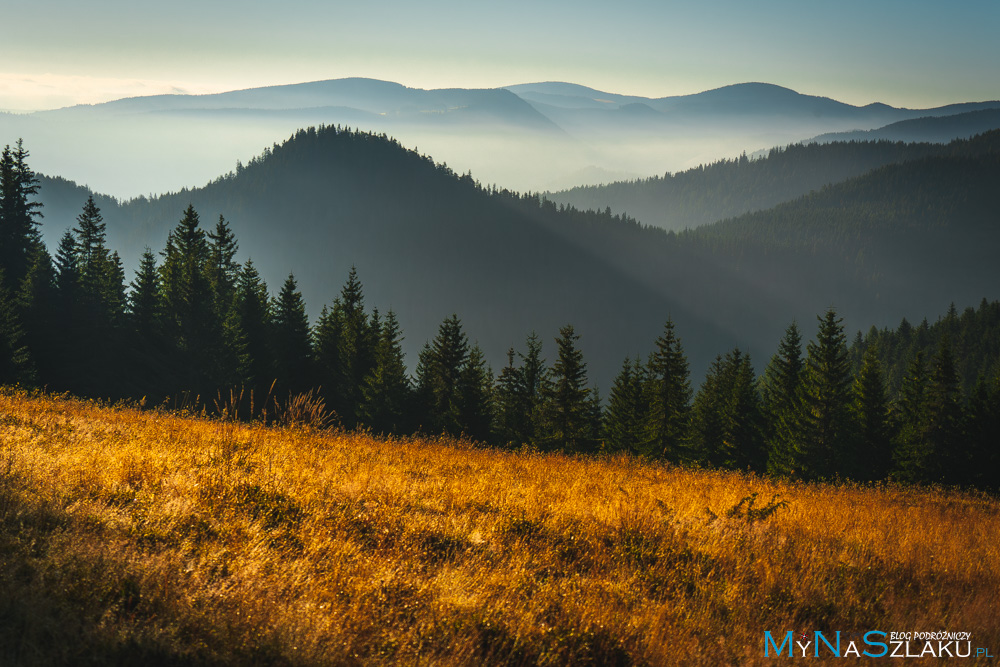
[2,389,999,665]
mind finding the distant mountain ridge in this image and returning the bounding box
[806,108,1000,144]
[6,77,999,199]
[506,80,998,122]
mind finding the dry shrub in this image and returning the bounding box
[278,388,337,429]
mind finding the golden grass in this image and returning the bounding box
[1,388,998,665]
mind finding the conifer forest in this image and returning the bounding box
[2,135,998,489]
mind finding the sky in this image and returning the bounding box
[1,0,997,111]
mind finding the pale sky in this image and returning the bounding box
[1,0,998,111]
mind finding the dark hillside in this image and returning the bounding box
[548,139,954,231]
[99,128,733,386]
[31,129,1000,388]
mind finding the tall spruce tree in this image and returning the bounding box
[691,355,725,467]
[313,303,342,404]
[129,249,161,340]
[329,268,377,428]
[73,195,106,268]
[923,338,964,484]
[271,273,312,396]
[417,314,470,435]
[492,333,546,448]
[16,246,58,384]
[61,197,129,395]
[690,349,764,470]
[159,205,229,395]
[604,357,647,454]
[125,248,171,398]
[207,215,240,306]
[235,259,273,393]
[459,344,494,443]
[797,310,854,480]
[761,322,805,476]
[536,325,596,453]
[359,310,411,434]
[852,347,893,481]
[892,351,930,482]
[641,319,691,461]
[204,215,249,389]
[0,140,43,290]
[494,348,526,447]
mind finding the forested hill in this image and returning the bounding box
[37,127,733,388]
[545,136,978,232]
[31,128,1000,388]
[670,131,1000,335]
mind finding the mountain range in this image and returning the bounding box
[5,78,1000,199]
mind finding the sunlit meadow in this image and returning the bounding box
[1,388,998,665]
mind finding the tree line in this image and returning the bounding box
[1,140,998,489]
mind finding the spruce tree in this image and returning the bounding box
[129,249,161,340]
[159,204,229,395]
[51,232,83,389]
[604,357,647,454]
[586,385,604,450]
[536,325,595,453]
[414,342,435,432]
[235,259,274,392]
[494,348,526,447]
[57,197,128,395]
[691,355,726,467]
[852,347,893,481]
[126,248,170,398]
[718,348,765,470]
[761,322,804,476]
[329,268,377,428]
[313,303,342,405]
[923,338,964,484]
[418,314,469,435]
[892,351,930,482]
[459,344,494,443]
[517,332,546,445]
[203,215,248,390]
[271,273,312,396]
[492,333,546,448]
[16,246,58,383]
[691,349,764,470]
[795,310,853,479]
[73,195,106,268]
[0,268,33,385]
[207,215,240,307]
[359,310,411,434]
[641,319,691,461]
[0,140,43,290]
[966,372,1000,489]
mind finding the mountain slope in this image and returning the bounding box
[37,127,736,387]
[808,108,1000,144]
[34,129,1000,390]
[546,139,954,231]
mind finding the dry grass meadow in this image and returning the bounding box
[1,388,998,665]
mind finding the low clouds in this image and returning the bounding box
[0,72,217,111]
